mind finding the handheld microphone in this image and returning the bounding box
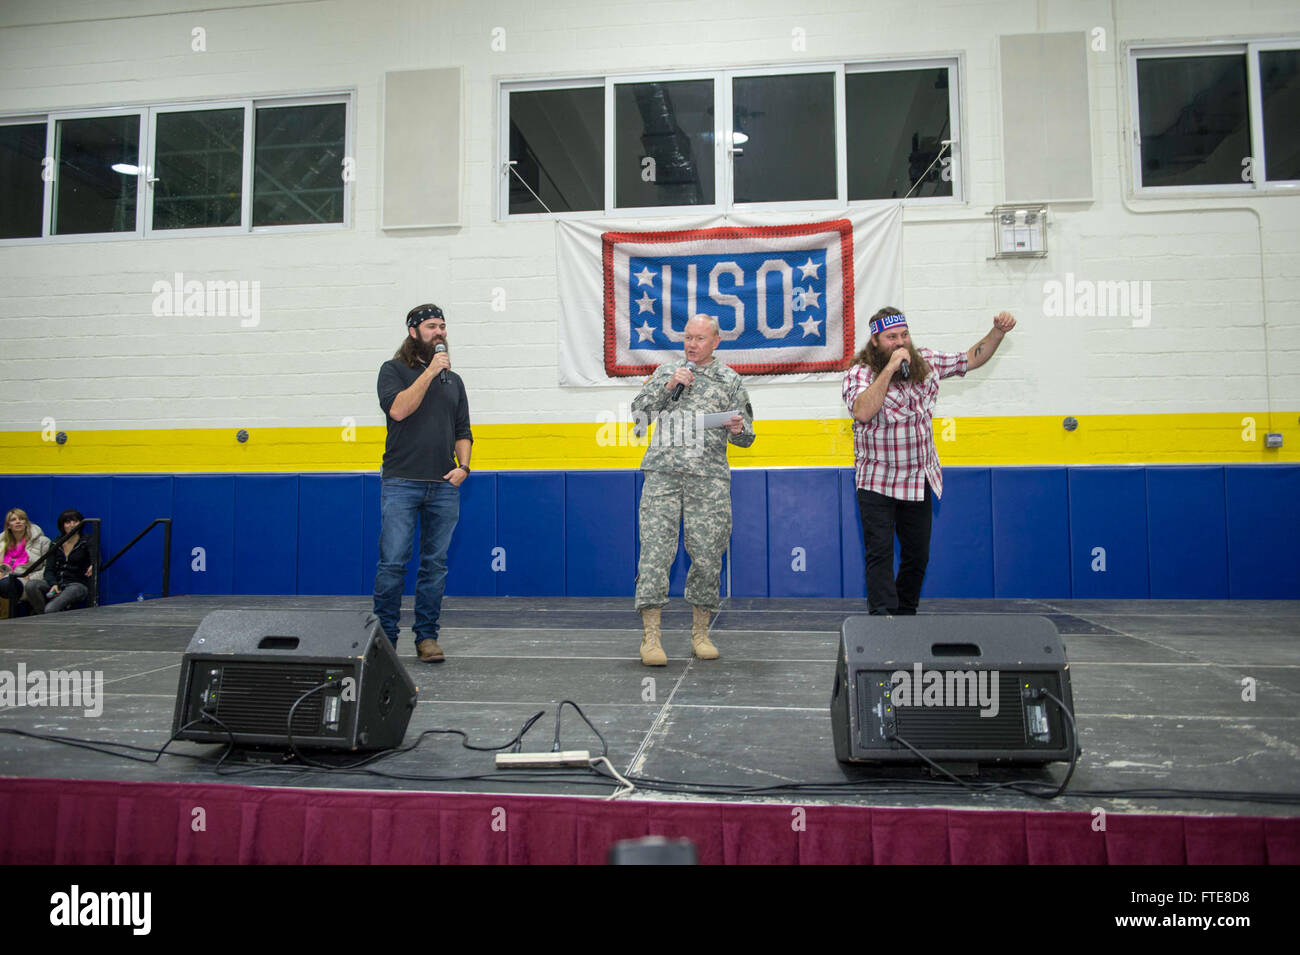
[900,359,910,380]
[671,360,696,400]
[434,343,448,384]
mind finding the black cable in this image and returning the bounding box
[1035,688,1079,799]
[551,700,609,757]
[4,713,1299,806]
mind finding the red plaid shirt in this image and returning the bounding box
[841,348,968,501]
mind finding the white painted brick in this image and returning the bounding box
[2,0,1297,428]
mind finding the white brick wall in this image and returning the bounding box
[0,0,1296,433]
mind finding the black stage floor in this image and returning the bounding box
[1,596,1298,817]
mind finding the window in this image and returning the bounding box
[253,102,347,226]
[1261,49,1300,182]
[731,71,838,205]
[613,78,714,209]
[0,121,46,239]
[0,93,350,243]
[152,107,245,230]
[1131,42,1299,191]
[499,58,960,219]
[507,85,603,215]
[846,66,954,200]
[53,114,141,235]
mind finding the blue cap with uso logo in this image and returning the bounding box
[406,303,444,328]
[869,312,907,335]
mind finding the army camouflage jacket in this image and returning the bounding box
[631,357,755,480]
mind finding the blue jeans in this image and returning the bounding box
[373,477,460,647]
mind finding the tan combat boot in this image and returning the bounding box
[640,608,667,666]
[691,605,719,660]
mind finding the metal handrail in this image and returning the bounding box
[100,518,172,599]
[13,517,172,607]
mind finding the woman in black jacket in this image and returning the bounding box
[28,509,94,614]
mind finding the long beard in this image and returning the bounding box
[415,336,441,363]
[398,334,449,366]
[866,340,928,384]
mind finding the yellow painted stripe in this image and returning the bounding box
[1,413,1295,473]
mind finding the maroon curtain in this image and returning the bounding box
[1,777,1295,864]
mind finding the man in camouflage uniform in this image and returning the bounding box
[631,314,755,665]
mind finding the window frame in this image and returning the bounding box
[0,113,53,241]
[604,70,723,218]
[249,93,353,235]
[144,98,252,239]
[45,107,147,244]
[1127,38,1300,196]
[496,56,964,221]
[725,63,847,215]
[844,56,964,207]
[497,77,605,222]
[0,90,352,247]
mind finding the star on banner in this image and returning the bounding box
[635,321,657,342]
[635,291,657,315]
[800,287,821,309]
[634,266,656,287]
[799,315,822,338]
[797,258,821,280]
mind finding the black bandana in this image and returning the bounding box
[406,304,444,328]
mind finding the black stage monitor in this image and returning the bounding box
[172,609,417,751]
[831,614,1079,766]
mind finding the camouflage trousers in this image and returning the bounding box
[634,470,731,611]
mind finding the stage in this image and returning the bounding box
[1,595,1298,864]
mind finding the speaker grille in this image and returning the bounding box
[892,672,1027,749]
[210,663,330,736]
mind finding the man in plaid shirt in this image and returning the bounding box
[842,306,1016,615]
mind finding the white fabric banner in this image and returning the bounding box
[556,204,902,386]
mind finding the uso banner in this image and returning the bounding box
[556,204,902,386]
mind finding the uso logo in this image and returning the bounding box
[602,220,855,376]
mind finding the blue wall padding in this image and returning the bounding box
[1068,467,1150,599]
[232,475,298,595]
[105,475,173,602]
[1225,465,1300,598]
[496,472,565,596]
[445,472,496,596]
[2,466,1296,603]
[730,469,769,597]
[361,475,381,596]
[52,474,114,583]
[565,471,636,597]
[766,469,841,597]
[991,468,1071,599]
[925,467,995,598]
[1146,466,1228,599]
[297,474,365,595]
[171,475,235,595]
[839,470,865,599]
[0,476,53,538]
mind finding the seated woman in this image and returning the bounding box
[18,509,94,614]
[0,509,52,615]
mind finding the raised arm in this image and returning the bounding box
[966,312,1016,372]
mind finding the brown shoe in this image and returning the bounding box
[416,638,444,663]
[691,605,719,660]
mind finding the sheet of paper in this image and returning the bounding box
[696,411,741,429]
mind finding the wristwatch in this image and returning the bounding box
[458,464,470,475]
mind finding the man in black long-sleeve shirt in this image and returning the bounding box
[373,304,473,662]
